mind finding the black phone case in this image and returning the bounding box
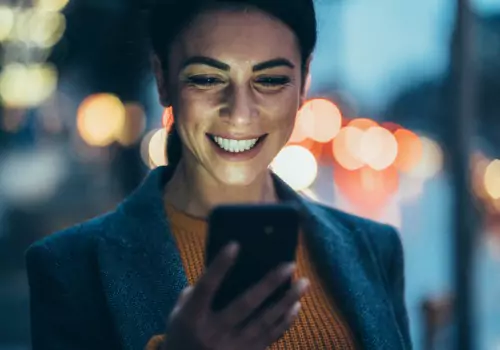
[206,204,300,316]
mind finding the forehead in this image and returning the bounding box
[171,9,301,67]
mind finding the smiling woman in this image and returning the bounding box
[25,1,412,349]
[151,2,310,194]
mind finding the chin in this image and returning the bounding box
[213,164,267,187]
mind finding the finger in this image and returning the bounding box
[178,286,193,305]
[217,262,296,326]
[266,301,302,343]
[254,278,309,327]
[189,242,239,311]
[238,278,308,342]
[248,301,301,349]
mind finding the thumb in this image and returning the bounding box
[179,286,193,303]
[168,286,193,322]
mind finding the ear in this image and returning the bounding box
[300,55,313,106]
[151,54,170,107]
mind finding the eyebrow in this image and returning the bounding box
[182,56,230,71]
[253,58,295,71]
[181,56,295,72]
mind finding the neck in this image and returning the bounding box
[164,159,278,219]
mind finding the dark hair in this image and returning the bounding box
[147,0,317,167]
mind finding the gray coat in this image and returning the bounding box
[26,165,412,350]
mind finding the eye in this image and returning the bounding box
[186,76,224,87]
[255,76,291,87]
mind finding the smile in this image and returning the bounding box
[208,134,266,153]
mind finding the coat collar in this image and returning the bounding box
[97,166,402,350]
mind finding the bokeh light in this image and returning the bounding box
[271,145,318,191]
[398,175,425,202]
[348,118,378,130]
[28,10,66,48]
[471,153,491,200]
[332,126,364,170]
[116,103,147,146]
[484,160,500,200]
[359,126,398,171]
[77,93,125,147]
[334,165,399,213]
[141,130,157,166]
[407,136,443,179]
[294,137,316,151]
[298,98,342,143]
[0,63,58,108]
[394,129,423,173]
[381,121,402,133]
[0,6,14,42]
[148,128,168,168]
[8,9,65,47]
[34,0,70,12]
[493,198,500,214]
[333,123,399,171]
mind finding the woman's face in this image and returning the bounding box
[161,8,308,186]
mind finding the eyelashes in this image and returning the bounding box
[255,76,291,87]
[185,76,222,87]
[184,75,292,89]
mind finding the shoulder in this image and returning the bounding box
[26,212,122,345]
[310,201,399,238]
[308,201,403,266]
[25,210,121,280]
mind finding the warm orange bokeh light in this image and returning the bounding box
[348,118,378,131]
[360,126,398,171]
[298,98,342,143]
[332,126,364,170]
[116,103,147,146]
[471,153,492,199]
[77,93,125,147]
[381,121,402,133]
[484,160,500,200]
[408,136,443,179]
[334,165,399,213]
[393,129,423,172]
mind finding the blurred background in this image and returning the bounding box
[0,0,499,349]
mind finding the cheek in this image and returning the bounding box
[263,94,300,137]
[176,90,218,132]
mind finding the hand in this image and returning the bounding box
[162,242,309,350]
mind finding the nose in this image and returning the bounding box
[221,84,257,126]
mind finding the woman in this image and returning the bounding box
[26,0,411,349]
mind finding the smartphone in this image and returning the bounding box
[205,203,300,316]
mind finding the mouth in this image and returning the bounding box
[207,133,267,153]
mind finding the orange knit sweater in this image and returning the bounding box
[145,204,357,350]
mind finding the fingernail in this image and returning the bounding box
[292,301,301,316]
[298,278,310,292]
[282,263,296,275]
[227,242,239,256]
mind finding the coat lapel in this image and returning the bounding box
[97,166,188,350]
[97,166,402,349]
[274,175,403,349]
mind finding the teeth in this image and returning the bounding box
[213,136,259,153]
